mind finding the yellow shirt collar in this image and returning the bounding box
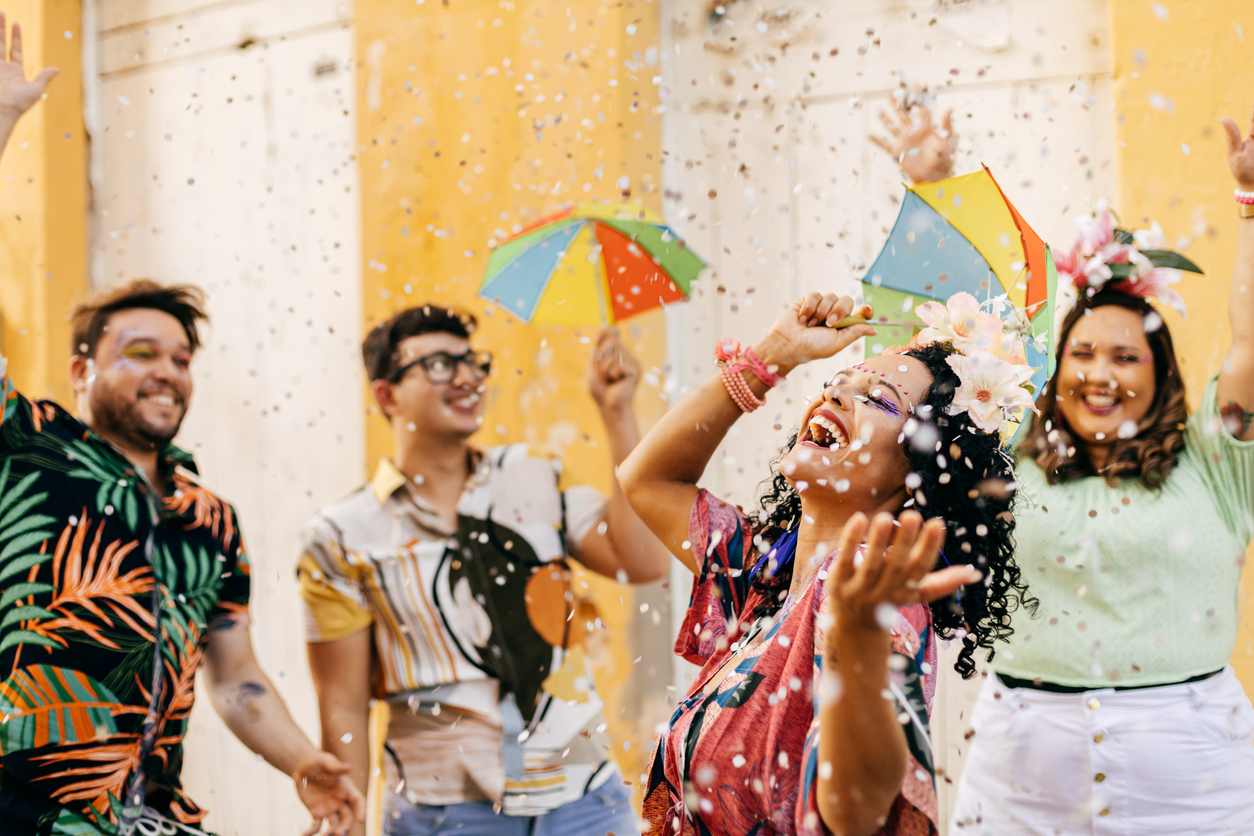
[370,457,408,505]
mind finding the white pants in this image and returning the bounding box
[950,667,1254,836]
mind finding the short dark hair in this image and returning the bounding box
[71,280,209,358]
[362,304,477,382]
[1020,289,1187,489]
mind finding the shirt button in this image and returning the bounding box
[1093,733,1104,743]
[1094,772,1106,783]
[1099,807,1111,817]
[1088,698,1101,710]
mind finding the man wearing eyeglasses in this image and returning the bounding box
[298,304,669,836]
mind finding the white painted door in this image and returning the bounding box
[88,1,363,832]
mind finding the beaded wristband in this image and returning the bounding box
[1236,188,1254,204]
[721,365,766,412]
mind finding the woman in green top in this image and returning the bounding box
[934,103,1254,832]
[874,92,1254,832]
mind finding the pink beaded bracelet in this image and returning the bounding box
[721,365,766,413]
[1236,188,1254,205]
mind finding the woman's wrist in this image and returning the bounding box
[750,332,800,379]
[824,608,894,660]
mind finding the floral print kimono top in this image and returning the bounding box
[642,490,939,836]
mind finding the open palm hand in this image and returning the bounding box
[870,96,955,185]
[1222,101,1254,191]
[0,14,58,121]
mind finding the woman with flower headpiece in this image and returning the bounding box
[874,98,1254,832]
[617,286,1034,834]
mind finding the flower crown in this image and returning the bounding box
[898,292,1038,434]
[1054,203,1203,317]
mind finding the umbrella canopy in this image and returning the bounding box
[859,167,1057,443]
[479,203,706,325]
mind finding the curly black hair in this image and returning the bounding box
[747,340,1035,678]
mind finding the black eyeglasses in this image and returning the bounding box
[388,350,493,385]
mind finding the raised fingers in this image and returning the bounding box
[848,512,894,593]
[916,102,933,131]
[904,517,948,582]
[867,512,923,598]
[812,293,847,326]
[868,133,896,157]
[797,291,823,322]
[832,512,868,592]
[1222,117,1243,156]
[9,21,20,68]
[914,564,982,603]
[878,109,904,139]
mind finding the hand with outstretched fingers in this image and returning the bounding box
[824,511,980,636]
[0,13,57,122]
[294,751,366,836]
[869,96,955,186]
[753,293,876,379]
[588,326,642,415]
[1221,100,1254,191]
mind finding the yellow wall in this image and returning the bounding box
[1108,1,1254,692]
[0,0,86,402]
[354,0,665,787]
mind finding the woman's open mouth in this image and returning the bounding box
[803,408,849,450]
[1080,389,1119,416]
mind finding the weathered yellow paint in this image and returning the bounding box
[354,0,665,802]
[0,0,86,403]
[1108,1,1254,696]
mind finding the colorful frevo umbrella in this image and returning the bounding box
[479,203,706,325]
[858,166,1057,444]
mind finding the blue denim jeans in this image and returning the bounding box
[383,769,638,836]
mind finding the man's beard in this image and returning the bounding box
[89,386,185,452]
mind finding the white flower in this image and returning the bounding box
[1133,221,1165,250]
[915,292,1004,353]
[945,350,1036,433]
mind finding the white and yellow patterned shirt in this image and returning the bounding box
[298,445,615,815]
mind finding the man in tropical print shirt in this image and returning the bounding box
[0,22,365,834]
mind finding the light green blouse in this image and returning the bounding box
[995,377,1254,688]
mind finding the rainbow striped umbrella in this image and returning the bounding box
[859,167,1058,443]
[479,203,705,325]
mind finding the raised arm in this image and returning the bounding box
[817,512,979,835]
[574,328,672,583]
[0,14,58,159]
[1218,103,1254,439]
[617,294,875,573]
[203,626,366,836]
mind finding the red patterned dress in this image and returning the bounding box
[641,490,939,836]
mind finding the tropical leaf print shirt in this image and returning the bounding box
[641,490,939,836]
[0,363,251,835]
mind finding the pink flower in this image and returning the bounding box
[1074,206,1115,256]
[1114,267,1187,317]
[915,292,1004,353]
[944,350,1036,433]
